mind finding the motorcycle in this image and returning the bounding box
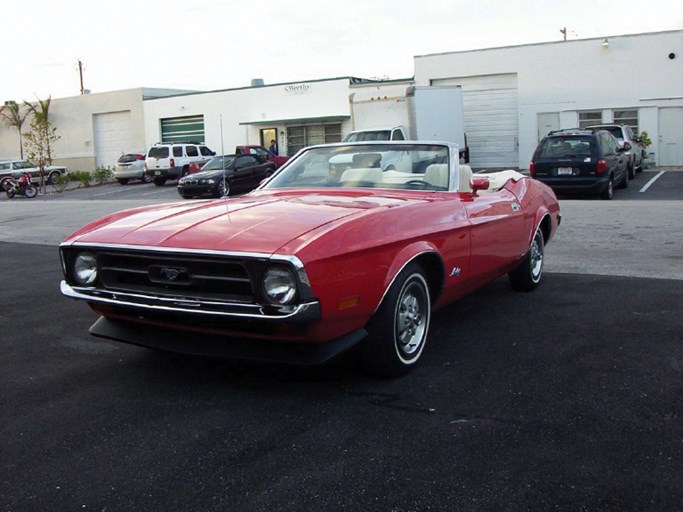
[2,172,38,199]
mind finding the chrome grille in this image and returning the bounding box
[97,251,254,302]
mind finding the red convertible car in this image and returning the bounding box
[60,142,560,376]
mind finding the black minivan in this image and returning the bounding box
[530,129,629,200]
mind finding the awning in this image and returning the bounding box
[239,115,349,126]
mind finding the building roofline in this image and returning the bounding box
[143,76,389,101]
[415,29,683,59]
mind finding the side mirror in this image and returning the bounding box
[623,142,632,151]
[471,177,490,193]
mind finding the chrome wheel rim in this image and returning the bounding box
[530,230,544,282]
[395,276,429,360]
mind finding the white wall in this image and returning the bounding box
[415,31,683,168]
[143,79,354,155]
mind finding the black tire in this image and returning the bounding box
[117,178,130,185]
[24,186,38,199]
[618,169,629,189]
[153,177,166,186]
[48,171,61,185]
[360,263,431,377]
[181,195,193,199]
[140,173,150,184]
[600,177,614,200]
[627,161,635,180]
[215,180,229,198]
[7,188,15,199]
[508,227,545,292]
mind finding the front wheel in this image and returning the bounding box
[600,177,614,200]
[508,227,544,292]
[24,186,38,199]
[361,263,431,377]
[117,178,130,185]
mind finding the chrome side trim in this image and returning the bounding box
[60,281,320,323]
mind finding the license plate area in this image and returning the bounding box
[556,167,574,176]
[155,170,161,176]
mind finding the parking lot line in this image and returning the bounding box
[640,171,665,193]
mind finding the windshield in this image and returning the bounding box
[148,147,169,158]
[537,137,593,158]
[344,131,392,142]
[202,156,235,171]
[264,144,450,191]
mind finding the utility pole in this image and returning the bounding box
[560,27,567,41]
[78,60,85,95]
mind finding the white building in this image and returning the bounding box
[2,30,681,171]
[0,88,190,171]
[414,30,683,168]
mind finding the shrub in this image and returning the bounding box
[92,166,113,185]
[52,174,70,192]
[70,170,92,188]
[635,130,652,149]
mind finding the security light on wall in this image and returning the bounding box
[602,38,609,49]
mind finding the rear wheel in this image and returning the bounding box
[153,177,166,186]
[600,177,614,200]
[117,178,130,185]
[509,227,544,292]
[48,171,61,185]
[140,174,150,183]
[361,263,431,377]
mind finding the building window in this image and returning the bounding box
[161,115,205,143]
[614,109,639,133]
[286,124,342,155]
[578,111,602,129]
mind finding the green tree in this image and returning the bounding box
[24,96,55,164]
[0,101,28,159]
[23,96,60,194]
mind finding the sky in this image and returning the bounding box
[3,0,682,102]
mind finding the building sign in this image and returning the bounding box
[284,84,311,95]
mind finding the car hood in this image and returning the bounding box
[65,189,426,255]
[183,169,224,180]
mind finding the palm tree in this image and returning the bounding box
[0,102,28,159]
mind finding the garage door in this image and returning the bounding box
[93,111,135,169]
[431,74,518,168]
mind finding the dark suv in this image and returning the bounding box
[530,129,629,200]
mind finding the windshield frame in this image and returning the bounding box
[262,142,456,192]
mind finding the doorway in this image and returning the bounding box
[537,112,560,142]
[260,128,278,155]
[659,108,683,166]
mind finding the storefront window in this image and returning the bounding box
[287,124,342,155]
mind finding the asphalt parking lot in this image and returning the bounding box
[1,168,682,511]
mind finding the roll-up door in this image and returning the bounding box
[431,74,518,168]
[161,115,205,143]
[93,111,134,169]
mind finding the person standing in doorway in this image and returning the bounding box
[268,140,277,155]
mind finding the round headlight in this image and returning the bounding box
[73,252,97,286]
[262,265,297,305]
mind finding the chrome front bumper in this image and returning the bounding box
[60,281,321,323]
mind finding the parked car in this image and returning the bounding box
[59,141,560,377]
[177,154,276,198]
[144,142,215,186]
[235,145,291,169]
[113,152,148,184]
[0,159,68,185]
[586,124,644,178]
[530,129,629,200]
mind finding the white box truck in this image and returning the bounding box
[344,85,469,162]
